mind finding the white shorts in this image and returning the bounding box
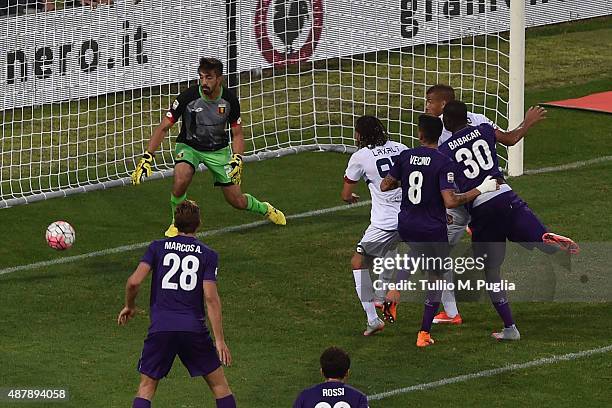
[446,206,470,246]
[356,225,400,258]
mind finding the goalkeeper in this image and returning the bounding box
[132,57,286,237]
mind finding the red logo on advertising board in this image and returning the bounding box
[255,0,324,66]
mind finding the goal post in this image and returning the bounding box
[507,0,525,177]
[1,1,609,208]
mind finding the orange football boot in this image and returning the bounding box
[433,311,463,324]
[542,232,580,255]
[382,301,398,323]
[416,331,435,347]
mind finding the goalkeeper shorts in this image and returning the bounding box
[175,143,234,186]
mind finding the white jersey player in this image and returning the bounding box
[341,116,408,336]
[425,84,539,326]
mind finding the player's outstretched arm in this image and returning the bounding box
[495,106,547,146]
[441,176,499,208]
[117,262,151,325]
[131,116,174,185]
[341,179,360,204]
[380,174,400,192]
[204,281,232,366]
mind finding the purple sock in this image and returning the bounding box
[216,394,236,408]
[420,301,440,332]
[493,301,515,328]
[133,397,151,408]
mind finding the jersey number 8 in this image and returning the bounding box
[162,253,200,291]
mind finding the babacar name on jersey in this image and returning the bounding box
[164,241,202,253]
[447,128,482,150]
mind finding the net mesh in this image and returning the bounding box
[1,0,608,207]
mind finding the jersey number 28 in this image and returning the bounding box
[161,253,200,291]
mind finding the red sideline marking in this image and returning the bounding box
[543,91,612,114]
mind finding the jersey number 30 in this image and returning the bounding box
[162,253,199,291]
[454,139,494,179]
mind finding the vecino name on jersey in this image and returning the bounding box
[409,155,432,166]
[447,128,482,150]
[322,388,345,397]
[164,241,203,253]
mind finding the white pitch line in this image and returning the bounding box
[0,200,371,277]
[368,344,612,401]
[524,156,612,175]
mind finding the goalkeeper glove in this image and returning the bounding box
[131,152,154,185]
[228,154,243,185]
[475,175,498,194]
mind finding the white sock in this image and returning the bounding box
[441,289,459,318]
[353,269,379,322]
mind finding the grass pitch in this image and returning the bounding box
[1,16,611,408]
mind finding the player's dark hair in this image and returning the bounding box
[426,84,456,102]
[418,114,444,144]
[198,57,223,77]
[355,115,388,148]
[442,100,469,133]
[320,347,351,379]
[174,200,201,234]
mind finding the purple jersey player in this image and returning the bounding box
[439,100,579,341]
[293,347,368,408]
[381,115,499,347]
[117,200,236,408]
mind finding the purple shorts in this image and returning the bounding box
[469,191,548,268]
[137,331,221,380]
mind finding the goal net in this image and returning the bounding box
[0,0,608,208]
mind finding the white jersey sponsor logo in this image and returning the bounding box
[345,140,408,230]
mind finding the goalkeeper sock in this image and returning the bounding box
[132,397,151,408]
[244,193,268,216]
[170,193,187,222]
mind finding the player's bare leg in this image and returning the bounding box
[351,252,384,336]
[222,184,286,225]
[133,374,158,407]
[204,366,236,407]
[166,162,194,237]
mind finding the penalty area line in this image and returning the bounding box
[368,344,612,401]
[0,200,371,277]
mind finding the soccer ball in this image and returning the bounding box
[46,221,76,250]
